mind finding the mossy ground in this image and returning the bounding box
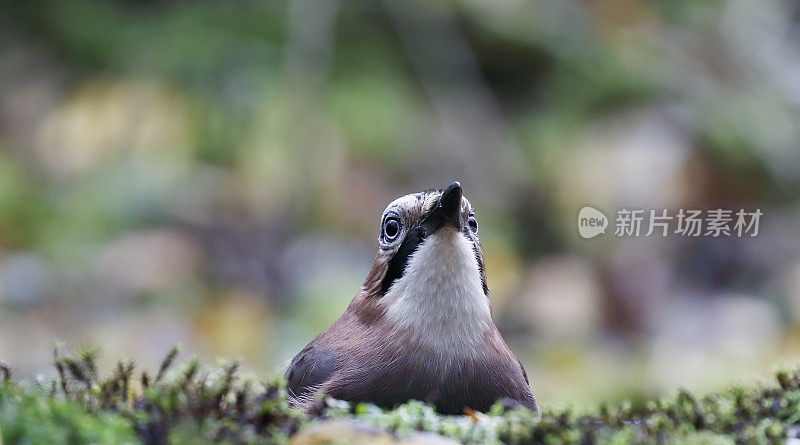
[0,349,798,444]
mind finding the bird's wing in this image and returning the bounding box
[514,358,540,412]
[285,342,341,406]
[517,359,529,385]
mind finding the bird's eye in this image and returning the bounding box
[383,217,401,241]
[468,215,478,234]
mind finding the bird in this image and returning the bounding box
[285,182,538,414]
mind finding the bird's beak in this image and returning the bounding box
[419,181,463,235]
[438,181,463,230]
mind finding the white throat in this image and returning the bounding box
[382,228,491,354]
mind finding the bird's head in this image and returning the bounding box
[357,182,489,329]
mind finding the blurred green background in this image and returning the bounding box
[1,0,799,406]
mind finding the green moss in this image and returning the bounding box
[2,349,800,443]
[0,383,137,444]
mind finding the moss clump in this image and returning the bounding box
[1,348,800,444]
[0,383,137,444]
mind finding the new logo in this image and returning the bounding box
[578,206,608,239]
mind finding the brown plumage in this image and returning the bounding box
[286,182,537,414]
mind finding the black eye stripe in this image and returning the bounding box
[380,227,425,295]
[472,241,489,296]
